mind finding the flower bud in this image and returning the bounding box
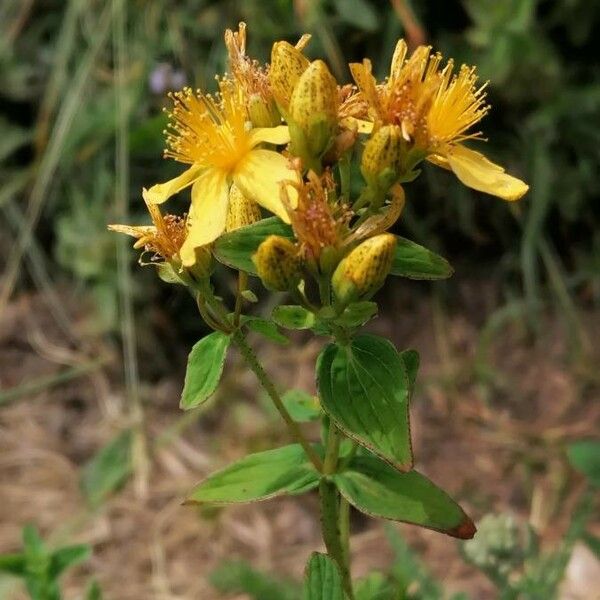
[253,235,301,291]
[361,125,403,189]
[289,60,338,158]
[226,185,262,232]
[269,41,310,111]
[332,234,396,304]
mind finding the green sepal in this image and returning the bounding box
[303,552,344,600]
[213,218,294,275]
[317,334,412,471]
[185,444,320,505]
[272,305,316,330]
[180,331,231,410]
[333,454,476,539]
[391,236,453,280]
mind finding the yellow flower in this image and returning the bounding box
[350,40,528,201]
[145,78,298,266]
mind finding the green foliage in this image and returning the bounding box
[214,218,293,275]
[0,525,94,600]
[567,439,600,487]
[185,444,320,504]
[244,316,290,345]
[210,560,299,600]
[391,237,454,280]
[80,429,133,508]
[303,553,344,600]
[180,331,231,410]
[317,334,412,470]
[334,454,475,539]
[282,390,321,422]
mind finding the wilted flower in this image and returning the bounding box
[351,40,528,201]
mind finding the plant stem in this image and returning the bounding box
[233,271,248,327]
[320,479,354,598]
[232,329,323,472]
[320,423,354,598]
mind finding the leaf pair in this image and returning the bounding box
[186,443,474,539]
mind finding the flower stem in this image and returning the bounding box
[320,423,354,598]
[232,329,323,472]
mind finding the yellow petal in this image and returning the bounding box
[108,224,156,240]
[340,117,374,134]
[349,60,381,118]
[143,165,204,205]
[442,145,529,201]
[389,39,408,85]
[179,169,229,266]
[233,149,298,222]
[248,125,290,147]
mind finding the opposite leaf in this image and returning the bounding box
[333,455,476,539]
[214,217,293,275]
[391,236,453,280]
[181,331,231,410]
[303,553,344,600]
[185,444,320,505]
[317,334,412,471]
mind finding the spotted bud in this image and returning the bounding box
[332,234,396,304]
[226,185,263,232]
[253,235,301,291]
[289,60,339,159]
[269,41,310,111]
[361,125,403,189]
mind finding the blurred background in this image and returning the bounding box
[1,0,599,598]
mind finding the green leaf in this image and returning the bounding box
[391,237,453,280]
[303,553,344,600]
[272,305,316,330]
[214,217,293,275]
[244,317,289,345]
[185,444,320,505]
[399,350,419,396]
[282,389,321,422]
[335,301,378,328]
[48,544,90,579]
[180,331,231,410]
[80,430,133,507]
[355,572,393,600]
[85,580,103,600]
[333,455,476,539]
[583,532,600,559]
[317,334,412,470]
[0,553,26,577]
[567,439,600,487]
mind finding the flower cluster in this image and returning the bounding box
[111,24,528,305]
